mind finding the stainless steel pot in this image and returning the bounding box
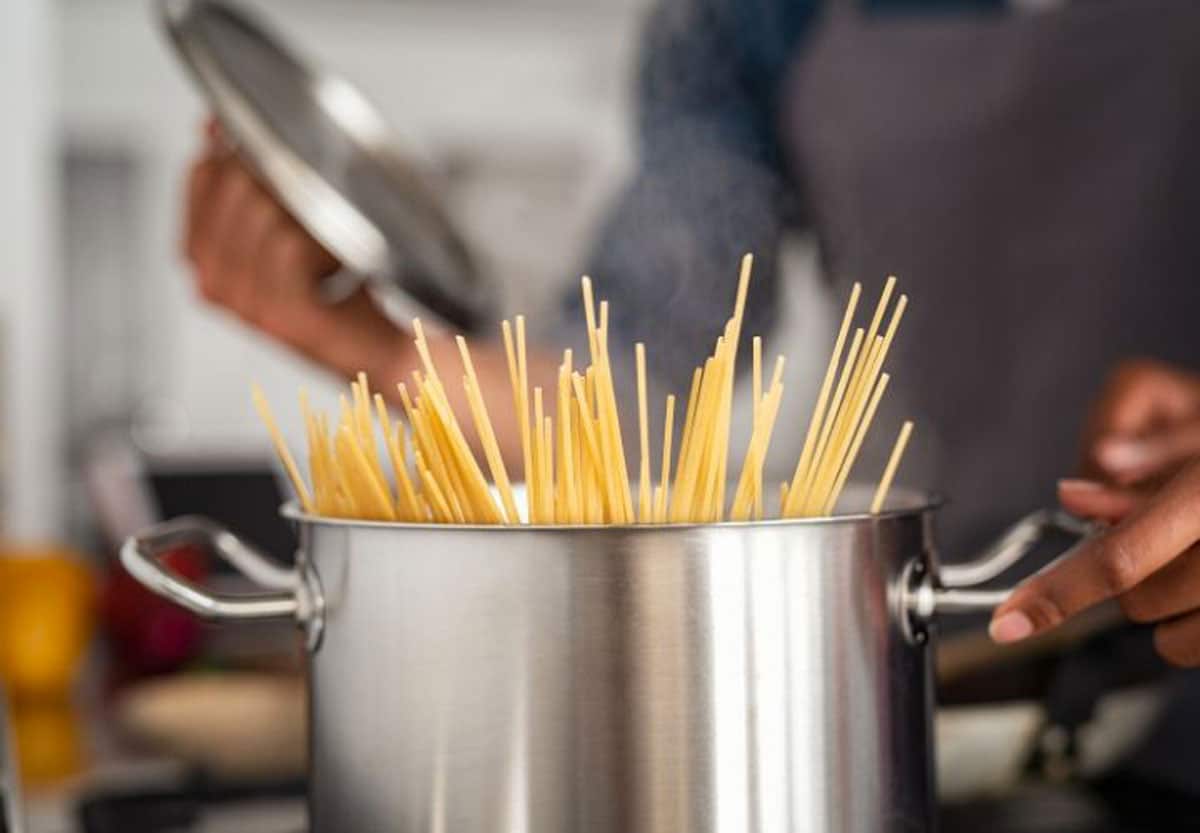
[121,486,1093,833]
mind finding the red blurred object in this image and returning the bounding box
[101,545,207,675]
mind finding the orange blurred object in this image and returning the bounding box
[9,699,87,787]
[0,548,96,700]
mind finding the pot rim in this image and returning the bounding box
[280,486,946,532]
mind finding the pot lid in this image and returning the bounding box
[159,0,495,333]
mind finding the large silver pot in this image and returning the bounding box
[121,486,1091,833]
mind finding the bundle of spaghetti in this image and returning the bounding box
[730,354,786,521]
[781,277,913,517]
[668,254,754,522]
[256,376,404,522]
[252,254,916,525]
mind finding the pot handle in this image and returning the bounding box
[902,509,1101,637]
[120,516,324,648]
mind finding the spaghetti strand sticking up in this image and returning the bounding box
[254,260,914,527]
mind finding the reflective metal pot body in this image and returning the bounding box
[123,487,1087,833]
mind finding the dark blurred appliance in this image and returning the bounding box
[84,433,294,566]
[83,432,296,676]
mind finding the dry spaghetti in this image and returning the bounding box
[254,255,915,524]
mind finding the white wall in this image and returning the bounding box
[0,0,63,539]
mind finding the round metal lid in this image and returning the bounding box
[159,0,495,332]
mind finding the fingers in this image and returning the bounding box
[1057,478,1142,522]
[1087,359,1200,439]
[183,140,334,319]
[260,216,338,299]
[216,176,288,315]
[991,463,1200,644]
[250,224,325,335]
[179,118,388,371]
[1081,359,1200,481]
[191,162,251,305]
[1057,360,1200,666]
[1094,423,1200,485]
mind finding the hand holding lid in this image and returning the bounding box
[161,0,494,333]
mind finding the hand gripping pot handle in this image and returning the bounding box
[901,509,1102,642]
[120,516,325,651]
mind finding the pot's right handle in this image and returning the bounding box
[121,515,324,650]
[902,509,1101,640]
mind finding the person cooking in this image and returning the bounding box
[185,0,1200,785]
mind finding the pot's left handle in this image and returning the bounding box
[121,515,324,651]
[901,509,1100,642]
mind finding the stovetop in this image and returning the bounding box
[67,773,1199,833]
[77,778,306,833]
[941,776,1200,833]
